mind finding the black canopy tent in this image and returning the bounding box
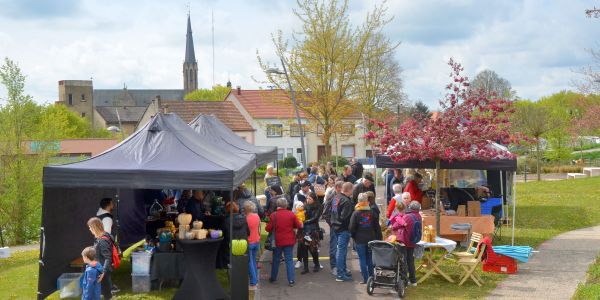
[375,141,518,244]
[37,113,257,299]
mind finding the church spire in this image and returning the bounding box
[184,14,196,63]
[183,13,198,94]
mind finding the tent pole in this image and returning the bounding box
[253,171,257,197]
[512,172,516,246]
[500,171,505,223]
[229,190,234,293]
[115,189,120,246]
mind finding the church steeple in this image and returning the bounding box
[183,13,198,95]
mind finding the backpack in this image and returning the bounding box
[100,235,121,269]
[408,214,422,244]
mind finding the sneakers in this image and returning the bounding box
[320,264,324,269]
[288,281,295,287]
[335,275,352,282]
[304,235,313,242]
[313,266,320,273]
[410,282,417,287]
[295,260,302,269]
[301,269,309,275]
[331,267,337,275]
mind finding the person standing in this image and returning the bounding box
[176,190,191,214]
[386,169,404,205]
[404,173,425,203]
[351,174,375,205]
[349,193,382,284]
[350,158,364,179]
[267,198,303,287]
[331,182,354,282]
[87,217,113,300]
[341,165,357,184]
[325,161,337,177]
[322,180,343,275]
[387,186,409,219]
[293,181,311,268]
[244,201,261,290]
[299,192,322,274]
[391,201,422,287]
[80,247,103,300]
[96,198,114,235]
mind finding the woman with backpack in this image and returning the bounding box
[349,193,382,284]
[87,217,115,299]
[390,201,422,287]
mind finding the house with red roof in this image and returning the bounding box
[226,87,367,164]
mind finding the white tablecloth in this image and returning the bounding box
[417,236,457,253]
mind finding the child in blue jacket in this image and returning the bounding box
[80,246,104,300]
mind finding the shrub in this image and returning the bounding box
[319,155,348,168]
[282,156,298,169]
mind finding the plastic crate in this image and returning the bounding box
[131,251,152,274]
[132,274,151,293]
[482,255,517,274]
[57,273,82,298]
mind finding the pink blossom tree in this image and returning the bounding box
[367,59,516,232]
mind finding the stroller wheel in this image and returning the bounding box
[366,276,374,295]
[396,279,405,298]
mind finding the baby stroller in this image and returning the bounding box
[366,241,408,298]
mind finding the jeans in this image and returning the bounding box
[248,242,260,286]
[355,243,373,283]
[270,245,295,283]
[406,247,416,283]
[328,225,338,269]
[335,230,351,278]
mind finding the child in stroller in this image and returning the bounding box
[366,240,409,298]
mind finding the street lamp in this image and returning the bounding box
[266,58,308,169]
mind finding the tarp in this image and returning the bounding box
[189,114,277,167]
[43,113,256,190]
[375,142,517,171]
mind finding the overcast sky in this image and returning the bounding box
[0,0,598,108]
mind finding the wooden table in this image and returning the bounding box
[416,237,457,284]
[421,210,494,241]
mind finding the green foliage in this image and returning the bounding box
[319,155,348,167]
[184,84,231,101]
[282,156,298,169]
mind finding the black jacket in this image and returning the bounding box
[235,188,265,219]
[303,202,322,233]
[331,194,353,233]
[351,182,376,205]
[94,233,113,272]
[288,180,299,200]
[349,207,382,244]
[342,174,357,184]
[225,213,250,240]
[351,162,364,179]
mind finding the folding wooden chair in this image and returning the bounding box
[453,232,483,259]
[457,243,486,286]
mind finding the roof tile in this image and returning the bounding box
[161,100,253,131]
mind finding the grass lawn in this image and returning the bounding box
[2,176,600,299]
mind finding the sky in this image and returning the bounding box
[0,0,598,109]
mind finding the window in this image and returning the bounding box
[266,124,283,137]
[81,94,86,101]
[68,93,73,105]
[81,112,86,118]
[341,144,355,158]
[287,148,294,157]
[277,148,285,160]
[290,124,305,137]
[341,124,355,136]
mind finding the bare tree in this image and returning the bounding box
[586,7,600,18]
[573,47,600,94]
[470,69,517,100]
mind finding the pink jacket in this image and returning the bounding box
[390,211,421,248]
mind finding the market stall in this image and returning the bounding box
[37,113,257,299]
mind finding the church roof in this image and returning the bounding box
[93,89,184,107]
[185,15,196,63]
[95,106,148,123]
[160,100,254,132]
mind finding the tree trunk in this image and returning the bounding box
[435,159,441,234]
[536,140,541,181]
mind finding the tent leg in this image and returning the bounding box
[253,171,257,197]
[511,172,516,246]
[115,189,120,246]
[500,171,506,225]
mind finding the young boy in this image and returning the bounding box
[81,246,104,300]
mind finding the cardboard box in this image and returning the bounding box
[467,201,481,217]
[457,205,467,216]
[421,196,432,209]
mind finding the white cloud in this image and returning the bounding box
[0,0,598,110]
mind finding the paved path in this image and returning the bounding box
[487,225,600,300]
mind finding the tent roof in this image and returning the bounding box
[189,114,277,166]
[43,113,256,190]
[375,142,517,171]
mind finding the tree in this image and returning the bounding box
[353,32,404,122]
[573,48,600,95]
[470,69,517,100]
[408,100,431,121]
[512,101,557,181]
[0,58,53,245]
[367,59,515,232]
[259,0,392,156]
[184,84,231,101]
[586,7,600,17]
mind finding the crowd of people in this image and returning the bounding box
[77,160,429,298]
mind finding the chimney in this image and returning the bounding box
[163,105,169,114]
[236,86,241,95]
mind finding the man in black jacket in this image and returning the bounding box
[351,158,364,179]
[341,165,357,184]
[331,182,354,281]
[351,173,376,205]
[322,180,344,273]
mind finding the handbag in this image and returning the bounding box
[318,227,324,240]
[264,213,276,251]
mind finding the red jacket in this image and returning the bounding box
[387,195,402,219]
[266,208,302,247]
[403,180,423,203]
[391,211,422,248]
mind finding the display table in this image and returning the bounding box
[173,238,227,300]
[416,237,457,284]
[150,251,185,289]
[421,210,494,241]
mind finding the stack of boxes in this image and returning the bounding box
[131,251,152,293]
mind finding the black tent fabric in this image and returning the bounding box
[189,114,277,167]
[375,142,517,171]
[43,113,256,190]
